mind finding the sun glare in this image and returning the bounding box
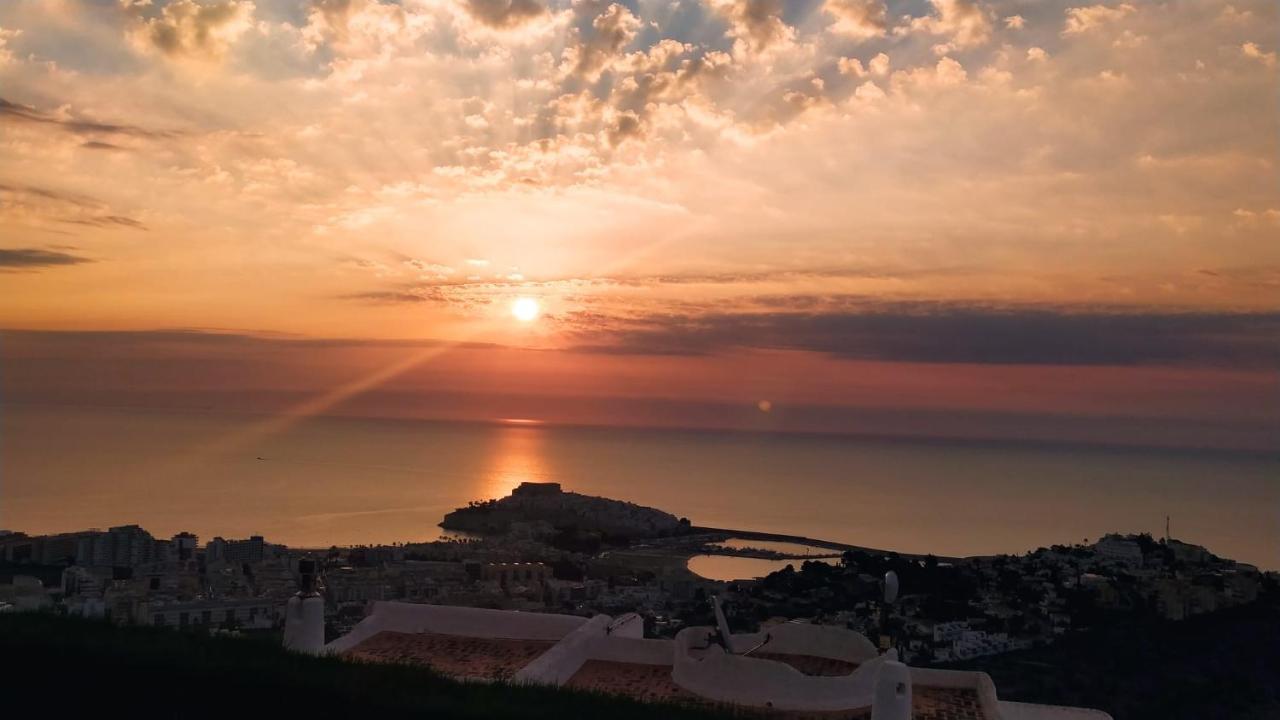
[512,297,540,322]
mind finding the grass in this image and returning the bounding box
[0,612,725,720]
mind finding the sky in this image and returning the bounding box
[0,0,1277,450]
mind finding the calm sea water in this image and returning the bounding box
[3,404,1276,569]
[688,539,842,580]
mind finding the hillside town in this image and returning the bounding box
[1,483,1273,670]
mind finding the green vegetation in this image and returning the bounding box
[945,599,1280,720]
[0,613,722,720]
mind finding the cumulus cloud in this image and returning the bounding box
[1062,3,1136,35]
[0,26,19,65]
[301,0,430,58]
[708,0,796,57]
[561,3,642,80]
[1241,42,1276,67]
[904,0,992,50]
[0,0,1275,346]
[461,0,547,29]
[132,0,256,60]
[823,0,888,39]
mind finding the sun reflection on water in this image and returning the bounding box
[479,425,552,501]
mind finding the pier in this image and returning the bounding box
[690,526,961,564]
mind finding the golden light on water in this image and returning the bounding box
[481,424,550,501]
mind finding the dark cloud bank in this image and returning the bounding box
[0,247,92,269]
[569,307,1280,368]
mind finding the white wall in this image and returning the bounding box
[671,627,884,712]
[515,614,613,685]
[749,622,879,663]
[326,601,588,654]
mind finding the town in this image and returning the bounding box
[1,482,1273,669]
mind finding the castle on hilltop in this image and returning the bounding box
[441,482,688,538]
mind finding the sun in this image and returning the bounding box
[511,297,540,322]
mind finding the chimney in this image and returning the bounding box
[283,558,325,655]
[871,658,913,720]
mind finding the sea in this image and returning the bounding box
[2,403,1276,571]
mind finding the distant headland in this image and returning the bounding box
[441,482,691,539]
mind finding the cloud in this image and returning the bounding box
[1241,42,1277,67]
[461,0,547,29]
[567,304,1280,368]
[0,247,93,269]
[0,97,176,139]
[1062,3,1136,35]
[80,140,128,151]
[0,0,1275,349]
[561,3,642,80]
[133,0,256,60]
[606,110,642,146]
[59,215,148,231]
[905,0,992,50]
[341,289,448,304]
[0,183,147,232]
[707,0,796,57]
[824,0,888,39]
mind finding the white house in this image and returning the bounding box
[284,597,1111,719]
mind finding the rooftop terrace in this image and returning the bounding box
[344,630,555,681]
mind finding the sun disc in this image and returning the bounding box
[512,297,540,322]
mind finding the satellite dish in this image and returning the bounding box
[883,571,899,604]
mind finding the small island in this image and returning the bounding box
[441,482,692,539]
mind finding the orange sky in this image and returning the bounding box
[0,0,1277,450]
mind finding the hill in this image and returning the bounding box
[441,482,688,538]
[942,599,1280,720]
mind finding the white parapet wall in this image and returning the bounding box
[516,613,673,686]
[671,626,885,712]
[515,614,615,686]
[325,601,590,655]
[741,622,880,664]
[315,604,1113,720]
[906,667,1115,720]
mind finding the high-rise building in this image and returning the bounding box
[210,535,265,565]
[106,525,157,567]
[171,532,198,562]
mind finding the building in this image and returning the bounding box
[208,535,266,565]
[481,562,550,588]
[170,532,198,562]
[148,598,276,629]
[0,527,162,568]
[288,600,1112,720]
[1093,536,1142,569]
[103,525,158,567]
[512,482,562,497]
